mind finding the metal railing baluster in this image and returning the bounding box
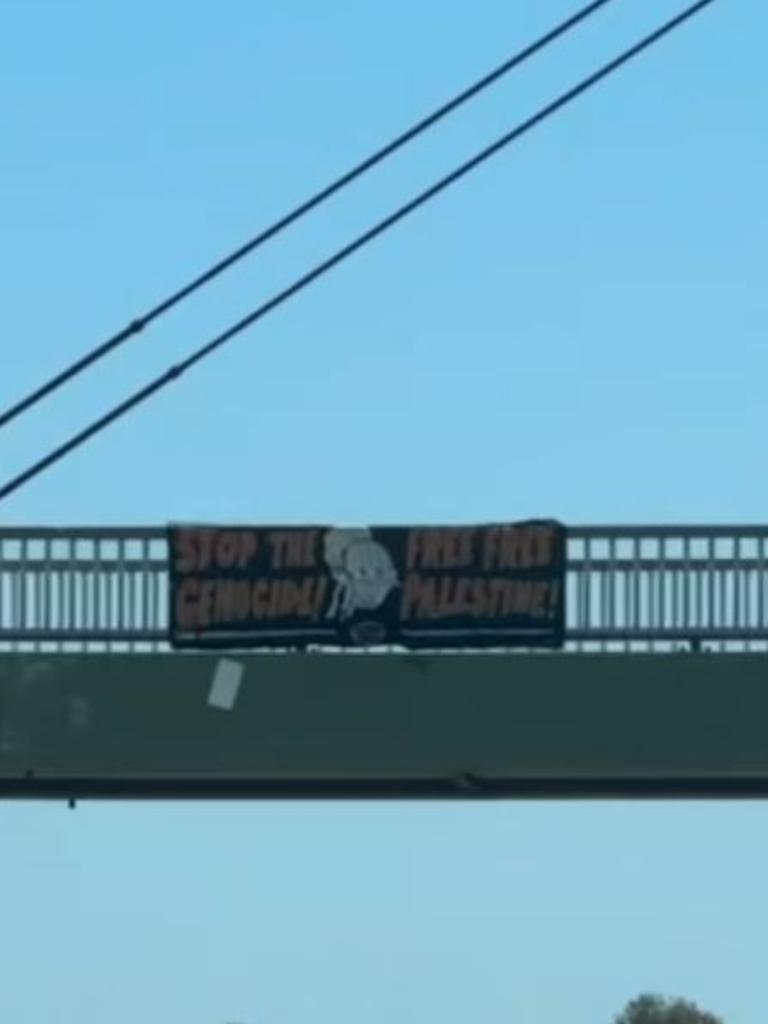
[2,525,768,651]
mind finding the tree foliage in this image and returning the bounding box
[615,994,724,1024]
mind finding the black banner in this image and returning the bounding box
[167,521,566,650]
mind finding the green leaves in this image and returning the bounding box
[615,994,724,1024]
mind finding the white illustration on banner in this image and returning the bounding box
[324,529,399,621]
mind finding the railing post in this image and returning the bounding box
[1,525,768,651]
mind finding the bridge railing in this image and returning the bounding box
[2,526,768,652]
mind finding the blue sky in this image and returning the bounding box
[0,0,765,1021]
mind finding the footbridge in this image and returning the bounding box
[2,525,768,799]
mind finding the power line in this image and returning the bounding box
[0,0,717,504]
[0,0,615,433]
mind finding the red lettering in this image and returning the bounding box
[215,531,240,570]
[172,530,199,574]
[175,578,200,629]
[237,530,259,569]
[251,580,270,618]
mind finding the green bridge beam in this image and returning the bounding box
[2,653,768,799]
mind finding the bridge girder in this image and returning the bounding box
[2,653,767,799]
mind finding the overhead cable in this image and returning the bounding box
[0,0,717,503]
[0,0,615,432]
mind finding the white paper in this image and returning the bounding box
[208,658,244,711]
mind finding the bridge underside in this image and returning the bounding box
[1,653,768,799]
